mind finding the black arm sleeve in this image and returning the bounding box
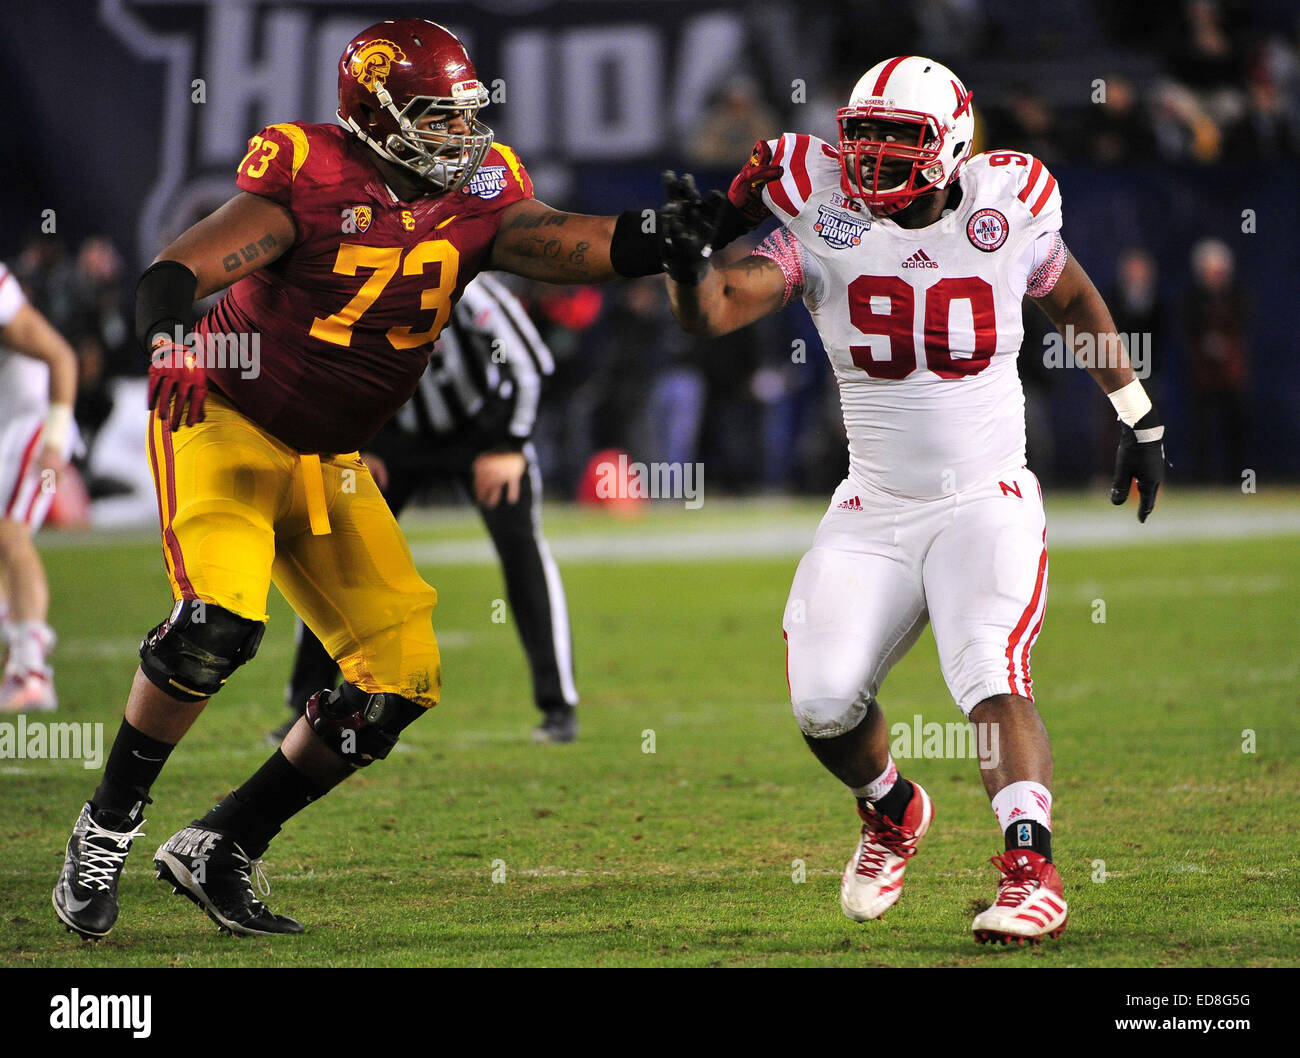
[135,260,198,354]
[609,210,663,278]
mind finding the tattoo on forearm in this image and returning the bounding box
[504,209,570,232]
[222,232,278,273]
[503,231,606,279]
[727,256,774,278]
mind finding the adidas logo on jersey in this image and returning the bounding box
[902,249,939,269]
[836,496,863,511]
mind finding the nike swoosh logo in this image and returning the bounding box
[62,887,92,913]
[132,750,165,762]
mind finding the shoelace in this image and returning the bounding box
[991,853,1039,907]
[855,810,918,876]
[78,817,146,892]
[231,844,272,901]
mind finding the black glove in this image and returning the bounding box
[660,171,718,286]
[1110,406,1166,523]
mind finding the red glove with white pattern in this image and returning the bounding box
[148,337,207,431]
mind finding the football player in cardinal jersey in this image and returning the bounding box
[52,18,721,941]
[663,56,1165,945]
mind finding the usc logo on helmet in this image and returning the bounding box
[350,40,406,90]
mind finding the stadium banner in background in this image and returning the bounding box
[3,0,782,267]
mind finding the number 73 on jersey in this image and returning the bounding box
[309,240,460,350]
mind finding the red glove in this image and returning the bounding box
[728,140,784,227]
[148,337,207,431]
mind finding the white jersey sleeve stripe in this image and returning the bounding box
[766,134,809,219]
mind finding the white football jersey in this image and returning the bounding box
[754,135,1067,500]
[0,262,50,419]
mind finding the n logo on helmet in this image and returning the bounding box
[351,40,406,90]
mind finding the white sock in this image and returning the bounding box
[991,781,1052,832]
[851,757,899,802]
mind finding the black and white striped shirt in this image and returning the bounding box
[393,273,552,446]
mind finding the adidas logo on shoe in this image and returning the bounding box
[902,249,939,269]
[836,496,863,511]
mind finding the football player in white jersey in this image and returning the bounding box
[661,56,1165,944]
[0,262,78,713]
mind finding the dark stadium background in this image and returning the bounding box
[2,0,1296,499]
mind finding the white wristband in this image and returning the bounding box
[42,403,73,454]
[1107,379,1152,427]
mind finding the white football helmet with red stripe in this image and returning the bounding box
[837,55,975,214]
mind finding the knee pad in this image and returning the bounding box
[139,599,265,702]
[305,682,425,767]
[793,691,872,740]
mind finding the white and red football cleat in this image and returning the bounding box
[840,781,934,921]
[0,669,58,713]
[972,850,1068,945]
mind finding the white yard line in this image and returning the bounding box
[410,506,1300,566]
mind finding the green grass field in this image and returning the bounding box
[3,489,1298,967]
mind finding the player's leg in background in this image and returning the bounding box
[465,445,578,742]
[0,412,64,713]
[275,618,339,740]
[0,518,57,712]
[924,466,1066,942]
[783,491,935,921]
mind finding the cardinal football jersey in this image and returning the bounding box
[197,122,535,454]
[755,135,1066,500]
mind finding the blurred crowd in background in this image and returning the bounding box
[7,0,1293,520]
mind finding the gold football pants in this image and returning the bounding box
[146,392,440,707]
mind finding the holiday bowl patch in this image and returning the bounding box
[967,208,1008,252]
[814,204,870,249]
[463,165,508,199]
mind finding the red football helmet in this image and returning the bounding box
[337,19,493,193]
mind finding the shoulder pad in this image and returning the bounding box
[461,142,534,201]
[235,122,318,205]
[968,150,1061,225]
[761,133,843,221]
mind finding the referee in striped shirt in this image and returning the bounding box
[275,273,579,742]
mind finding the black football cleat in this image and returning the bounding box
[532,705,578,744]
[52,802,146,940]
[153,824,303,936]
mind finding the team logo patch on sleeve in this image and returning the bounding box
[967,208,1009,252]
[813,204,871,249]
[462,165,508,199]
